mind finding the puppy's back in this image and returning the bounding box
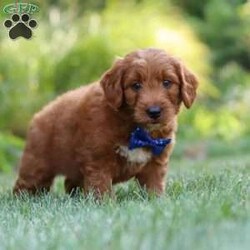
[23,84,100,168]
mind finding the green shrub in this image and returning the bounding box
[54,36,114,92]
[0,132,24,173]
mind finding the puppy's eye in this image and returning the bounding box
[131,82,142,91]
[163,80,172,89]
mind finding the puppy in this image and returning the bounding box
[13,48,198,196]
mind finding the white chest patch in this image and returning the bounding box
[116,145,152,166]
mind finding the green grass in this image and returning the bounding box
[0,152,249,250]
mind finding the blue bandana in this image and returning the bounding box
[129,127,171,156]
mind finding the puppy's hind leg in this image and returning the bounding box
[13,152,55,195]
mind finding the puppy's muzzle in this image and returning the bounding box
[146,106,161,119]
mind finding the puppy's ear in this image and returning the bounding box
[177,62,199,109]
[100,59,124,110]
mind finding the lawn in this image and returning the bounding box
[0,141,249,250]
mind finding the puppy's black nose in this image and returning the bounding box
[146,106,161,119]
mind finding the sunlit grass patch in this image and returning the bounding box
[0,153,249,250]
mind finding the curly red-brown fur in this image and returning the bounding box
[13,48,198,196]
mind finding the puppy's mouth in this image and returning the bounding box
[149,119,160,124]
[135,117,165,130]
[145,123,163,132]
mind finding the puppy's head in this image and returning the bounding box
[101,48,198,127]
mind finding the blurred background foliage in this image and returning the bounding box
[0,0,249,171]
